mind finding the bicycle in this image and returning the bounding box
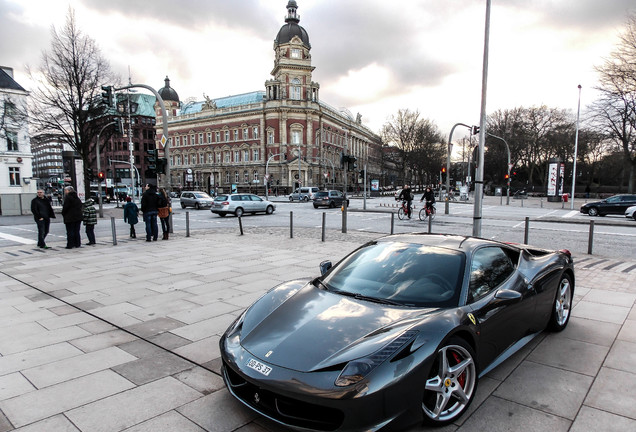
[419,202,436,221]
[397,200,412,220]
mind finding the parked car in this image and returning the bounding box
[312,190,349,208]
[179,191,214,209]
[89,190,113,203]
[220,233,574,430]
[289,186,319,202]
[211,193,276,217]
[625,205,636,220]
[580,194,636,216]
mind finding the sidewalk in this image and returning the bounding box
[0,228,635,431]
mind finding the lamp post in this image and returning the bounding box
[571,85,582,210]
[95,121,117,218]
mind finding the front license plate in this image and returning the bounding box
[247,358,272,376]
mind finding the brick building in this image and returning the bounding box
[155,1,382,195]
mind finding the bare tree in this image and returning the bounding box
[381,109,422,183]
[28,8,116,190]
[590,13,636,192]
[409,119,445,187]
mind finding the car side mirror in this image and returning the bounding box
[319,260,332,275]
[493,289,522,304]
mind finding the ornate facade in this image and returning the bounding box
[155,1,382,194]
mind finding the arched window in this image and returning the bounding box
[291,78,301,100]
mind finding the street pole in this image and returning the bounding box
[571,85,582,210]
[126,88,135,202]
[95,121,117,218]
[486,132,511,205]
[446,123,471,214]
[473,0,491,237]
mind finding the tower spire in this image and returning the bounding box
[285,1,300,24]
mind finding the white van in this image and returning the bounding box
[289,187,320,202]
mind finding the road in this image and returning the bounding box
[1,195,634,258]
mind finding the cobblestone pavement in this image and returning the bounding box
[0,227,635,431]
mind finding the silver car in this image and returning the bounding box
[179,191,214,209]
[211,193,276,217]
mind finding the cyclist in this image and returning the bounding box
[397,184,413,218]
[420,186,436,215]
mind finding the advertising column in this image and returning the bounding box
[546,158,562,202]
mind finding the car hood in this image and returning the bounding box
[239,283,436,372]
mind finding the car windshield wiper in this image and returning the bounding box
[336,290,402,306]
[313,278,331,291]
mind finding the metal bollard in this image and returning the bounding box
[428,214,432,233]
[322,212,326,242]
[588,220,594,255]
[186,211,190,237]
[169,212,173,234]
[521,198,524,208]
[238,216,244,235]
[111,216,117,246]
[341,200,347,233]
[540,198,543,208]
[290,211,293,238]
[524,217,530,244]
[390,213,394,234]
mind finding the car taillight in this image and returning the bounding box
[559,249,571,257]
[220,201,229,205]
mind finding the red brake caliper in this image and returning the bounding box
[451,351,465,388]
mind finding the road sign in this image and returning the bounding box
[160,135,167,146]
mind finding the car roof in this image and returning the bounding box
[375,233,520,254]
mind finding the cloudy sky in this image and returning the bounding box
[2,0,635,139]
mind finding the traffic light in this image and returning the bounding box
[347,155,357,171]
[87,168,95,180]
[504,174,509,180]
[101,85,114,107]
[471,125,480,135]
[156,158,168,175]
[98,171,105,181]
[359,169,365,178]
[441,166,446,174]
[115,118,124,135]
[145,148,157,174]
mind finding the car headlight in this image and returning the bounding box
[335,330,418,387]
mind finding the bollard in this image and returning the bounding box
[588,220,594,255]
[341,200,348,233]
[290,211,293,238]
[524,217,530,244]
[322,212,326,242]
[111,216,117,246]
[186,211,190,237]
[540,198,543,208]
[169,212,173,234]
[521,198,524,208]
[428,213,432,233]
[390,213,394,235]
[238,216,244,235]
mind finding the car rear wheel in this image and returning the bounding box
[422,338,477,426]
[289,196,294,202]
[266,205,274,214]
[588,207,599,216]
[235,207,244,218]
[329,201,336,208]
[181,203,186,209]
[303,196,309,202]
[548,274,573,332]
[195,203,200,210]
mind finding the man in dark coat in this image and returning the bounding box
[140,183,159,242]
[31,189,56,248]
[61,186,83,249]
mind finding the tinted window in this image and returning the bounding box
[468,247,515,303]
[215,195,228,201]
[322,242,465,307]
[231,195,241,201]
[249,195,262,201]
[315,192,328,198]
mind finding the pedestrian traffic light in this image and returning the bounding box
[156,158,168,175]
[441,166,446,173]
[115,118,124,135]
[145,148,157,174]
[359,169,365,178]
[101,85,114,107]
[98,171,105,180]
[471,125,480,135]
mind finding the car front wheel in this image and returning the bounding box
[422,338,478,426]
[588,207,599,216]
[266,205,274,214]
[548,274,573,332]
[289,196,294,202]
[235,207,244,218]
[181,203,186,209]
[195,203,200,210]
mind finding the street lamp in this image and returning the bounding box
[571,85,582,210]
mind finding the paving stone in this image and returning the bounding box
[78,319,117,335]
[493,361,593,419]
[124,317,186,338]
[603,339,636,373]
[116,339,166,358]
[37,311,96,330]
[177,388,257,432]
[174,367,225,395]
[0,370,135,427]
[173,336,220,365]
[147,332,192,350]
[23,346,137,388]
[570,406,636,432]
[571,301,630,324]
[0,411,13,432]
[69,329,138,353]
[9,414,80,432]
[65,376,202,432]
[168,301,241,325]
[527,333,608,376]
[484,333,545,381]
[582,289,636,307]
[617,318,636,343]
[454,396,570,432]
[453,376,500,427]
[170,314,237,342]
[584,367,636,419]
[560,316,621,347]
[122,411,206,432]
[49,304,80,316]
[0,342,82,375]
[112,351,193,385]
[0,372,35,400]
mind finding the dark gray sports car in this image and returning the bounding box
[220,234,575,431]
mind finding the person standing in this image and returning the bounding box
[157,187,171,240]
[140,184,159,242]
[82,197,97,245]
[31,189,56,249]
[61,186,83,249]
[123,197,139,238]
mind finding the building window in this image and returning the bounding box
[253,170,259,182]
[215,131,220,142]
[207,132,212,143]
[244,170,249,183]
[253,149,259,161]
[190,134,195,145]
[199,153,204,164]
[216,153,222,164]
[291,48,301,59]
[268,131,274,144]
[224,131,230,142]
[226,171,230,184]
[199,133,203,144]
[234,171,239,182]
[291,78,301,100]
[4,100,17,116]
[7,131,18,151]
[184,154,189,165]
[243,128,248,139]
[224,152,230,163]
[9,167,20,186]
[291,130,301,144]
[243,149,249,162]
[207,153,213,163]
[253,126,259,139]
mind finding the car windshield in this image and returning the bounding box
[321,241,465,308]
[194,193,211,199]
